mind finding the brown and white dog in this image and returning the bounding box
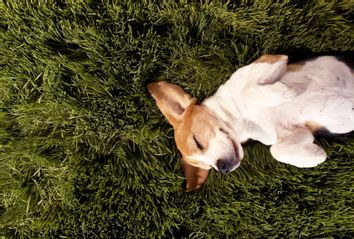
[148,54,354,191]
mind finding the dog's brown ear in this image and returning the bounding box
[253,54,288,84]
[181,159,210,192]
[148,81,196,127]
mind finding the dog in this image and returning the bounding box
[148,54,354,191]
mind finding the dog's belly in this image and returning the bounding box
[274,58,354,134]
[275,93,354,134]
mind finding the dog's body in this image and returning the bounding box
[148,54,354,191]
[203,55,354,167]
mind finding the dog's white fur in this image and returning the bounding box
[203,56,354,167]
[148,54,354,191]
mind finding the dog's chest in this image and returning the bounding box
[235,112,278,145]
[204,89,279,145]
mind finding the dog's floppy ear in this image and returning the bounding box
[147,81,196,127]
[181,159,210,192]
[253,54,288,84]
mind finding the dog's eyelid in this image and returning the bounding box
[219,128,227,134]
[193,134,204,150]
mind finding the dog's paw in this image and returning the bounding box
[271,143,327,168]
[295,144,327,168]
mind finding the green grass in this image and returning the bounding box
[1,0,354,238]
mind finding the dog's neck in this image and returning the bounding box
[202,92,247,141]
[202,69,278,145]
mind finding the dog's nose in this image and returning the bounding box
[217,159,233,174]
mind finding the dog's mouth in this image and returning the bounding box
[220,122,243,160]
[231,138,242,168]
[216,128,243,172]
[222,128,243,161]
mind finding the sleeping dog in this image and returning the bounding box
[148,54,354,191]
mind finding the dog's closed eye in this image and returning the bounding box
[193,134,204,150]
[219,127,228,134]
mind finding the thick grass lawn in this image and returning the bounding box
[1,1,354,238]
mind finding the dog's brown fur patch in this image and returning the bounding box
[175,105,217,159]
[255,54,288,64]
[287,64,303,72]
[305,121,326,133]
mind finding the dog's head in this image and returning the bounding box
[147,81,243,191]
[148,54,289,191]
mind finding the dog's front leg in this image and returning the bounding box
[270,126,327,167]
